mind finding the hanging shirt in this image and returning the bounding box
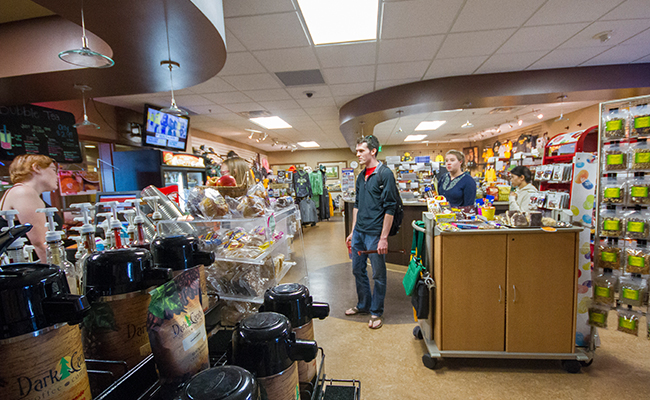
[293,170,312,198]
[310,171,323,196]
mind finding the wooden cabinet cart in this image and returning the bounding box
[414,213,594,372]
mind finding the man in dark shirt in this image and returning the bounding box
[345,136,399,329]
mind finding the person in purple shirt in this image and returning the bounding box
[437,150,476,207]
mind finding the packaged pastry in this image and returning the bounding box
[528,211,542,227]
[630,104,650,138]
[247,182,271,206]
[236,195,266,218]
[602,108,627,140]
[618,274,647,307]
[188,187,230,219]
[274,196,294,209]
[617,306,640,336]
[625,240,650,274]
[601,174,625,204]
[603,142,627,171]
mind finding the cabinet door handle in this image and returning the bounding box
[498,285,502,303]
[512,285,517,303]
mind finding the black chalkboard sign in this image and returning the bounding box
[0,104,83,163]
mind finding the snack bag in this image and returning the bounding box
[247,182,271,206]
[147,268,209,387]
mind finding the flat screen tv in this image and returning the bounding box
[142,104,190,152]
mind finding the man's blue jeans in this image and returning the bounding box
[351,229,387,317]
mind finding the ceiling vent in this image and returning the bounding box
[275,69,325,87]
[489,107,520,114]
[237,110,273,119]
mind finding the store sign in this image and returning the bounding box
[162,151,205,168]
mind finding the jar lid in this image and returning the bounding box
[0,264,90,338]
[183,366,257,400]
[263,284,311,327]
[239,312,290,341]
[151,236,212,271]
[84,248,168,297]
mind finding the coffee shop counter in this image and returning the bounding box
[344,199,426,266]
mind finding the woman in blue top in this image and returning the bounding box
[437,150,476,207]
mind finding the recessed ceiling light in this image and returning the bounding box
[404,134,427,142]
[297,141,320,148]
[537,113,544,119]
[415,120,446,131]
[297,0,379,45]
[461,120,474,128]
[84,145,96,148]
[250,116,292,129]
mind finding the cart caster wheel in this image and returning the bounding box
[422,354,437,369]
[561,360,582,374]
[413,326,423,340]
[579,359,593,368]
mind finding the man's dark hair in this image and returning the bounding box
[356,135,380,154]
[510,165,533,183]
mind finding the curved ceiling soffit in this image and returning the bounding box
[0,0,227,106]
[339,63,650,149]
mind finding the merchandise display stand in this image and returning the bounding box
[413,214,595,372]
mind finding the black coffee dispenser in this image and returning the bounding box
[231,312,317,400]
[182,365,260,400]
[150,235,215,310]
[0,263,92,400]
[83,248,172,368]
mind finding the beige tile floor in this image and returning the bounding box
[303,217,650,400]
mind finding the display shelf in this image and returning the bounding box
[214,238,287,265]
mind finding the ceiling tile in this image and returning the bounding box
[581,43,650,66]
[173,95,216,106]
[301,105,338,116]
[243,89,292,102]
[188,77,237,94]
[376,61,430,81]
[329,82,375,97]
[424,56,488,79]
[621,27,650,46]
[222,73,282,90]
[451,0,545,32]
[437,29,516,58]
[202,91,253,104]
[374,79,417,91]
[315,43,376,68]
[378,35,444,63]
[205,112,246,122]
[526,0,621,26]
[225,12,309,51]
[497,23,589,54]
[633,54,650,63]
[381,0,464,39]
[225,30,247,52]
[297,97,337,108]
[274,108,308,118]
[285,85,331,100]
[334,95,359,107]
[258,99,302,111]
[252,47,319,72]
[185,104,230,114]
[223,0,295,18]
[602,0,650,20]
[322,66,376,85]
[218,52,267,76]
[527,47,611,69]
[476,51,548,74]
[559,19,650,49]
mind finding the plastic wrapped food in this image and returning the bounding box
[237,195,267,218]
[597,240,622,270]
[218,301,259,327]
[601,174,625,204]
[187,187,230,219]
[274,196,294,209]
[204,257,279,299]
[617,307,640,336]
[630,104,650,137]
[618,275,647,307]
[627,173,650,205]
[593,269,617,306]
[588,303,610,328]
[603,142,627,171]
[247,182,271,206]
[600,207,622,237]
[624,208,650,239]
[602,109,627,140]
[631,139,650,169]
[625,242,650,274]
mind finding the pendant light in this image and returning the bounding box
[73,85,100,129]
[555,95,569,122]
[461,112,474,128]
[160,60,188,116]
[58,1,114,68]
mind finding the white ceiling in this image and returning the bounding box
[95,0,650,152]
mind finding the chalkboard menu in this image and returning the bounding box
[0,104,83,163]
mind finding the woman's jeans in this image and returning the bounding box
[351,229,387,316]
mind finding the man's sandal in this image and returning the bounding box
[345,307,369,316]
[369,315,383,329]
